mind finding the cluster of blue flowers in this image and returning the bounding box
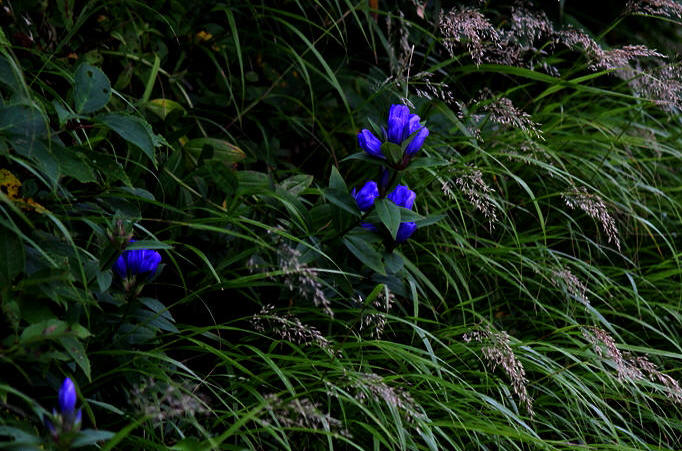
[350,104,428,245]
[352,183,417,243]
[357,104,429,166]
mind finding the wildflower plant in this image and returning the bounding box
[3,1,682,450]
[45,378,82,442]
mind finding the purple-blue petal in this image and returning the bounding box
[58,378,77,414]
[387,104,410,144]
[396,222,417,243]
[352,181,379,211]
[405,126,429,155]
[387,185,416,210]
[113,247,162,277]
[357,129,383,158]
[403,114,422,141]
[113,255,127,278]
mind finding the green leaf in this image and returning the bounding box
[145,98,186,120]
[383,252,404,273]
[375,198,401,239]
[381,141,403,165]
[340,151,385,166]
[399,208,425,222]
[414,214,445,228]
[20,319,90,344]
[0,426,41,447]
[96,269,112,292]
[0,104,48,138]
[329,165,347,191]
[279,174,313,196]
[325,188,360,216]
[206,164,238,196]
[73,63,111,114]
[125,240,172,251]
[235,170,270,196]
[72,430,115,448]
[184,138,245,165]
[97,113,156,164]
[59,336,91,379]
[405,157,448,169]
[53,146,96,183]
[0,227,24,286]
[343,234,385,274]
[8,138,59,187]
[0,55,27,98]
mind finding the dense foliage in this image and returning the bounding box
[1,0,682,449]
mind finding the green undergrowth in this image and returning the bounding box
[1,1,682,449]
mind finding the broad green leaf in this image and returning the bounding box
[53,146,96,183]
[325,188,360,216]
[146,98,185,120]
[235,170,270,196]
[343,234,385,274]
[59,336,91,379]
[73,63,111,114]
[279,174,313,196]
[384,252,404,273]
[0,104,48,138]
[0,55,26,97]
[329,165,347,191]
[375,198,401,239]
[97,113,156,164]
[20,319,90,344]
[184,137,245,165]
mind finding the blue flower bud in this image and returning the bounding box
[396,222,417,243]
[387,185,416,210]
[357,129,383,158]
[387,104,410,144]
[403,114,429,155]
[114,242,162,278]
[58,378,76,414]
[351,181,380,211]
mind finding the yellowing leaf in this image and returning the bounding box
[0,168,46,213]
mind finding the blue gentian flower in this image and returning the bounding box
[387,184,416,210]
[387,104,411,144]
[388,185,417,243]
[357,129,383,158]
[114,242,162,278]
[351,181,379,211]
[396,221,417,243]
[357,104,429,160]
[58,378,77,414]
[48,377,82,437]
[403,114,429,155]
